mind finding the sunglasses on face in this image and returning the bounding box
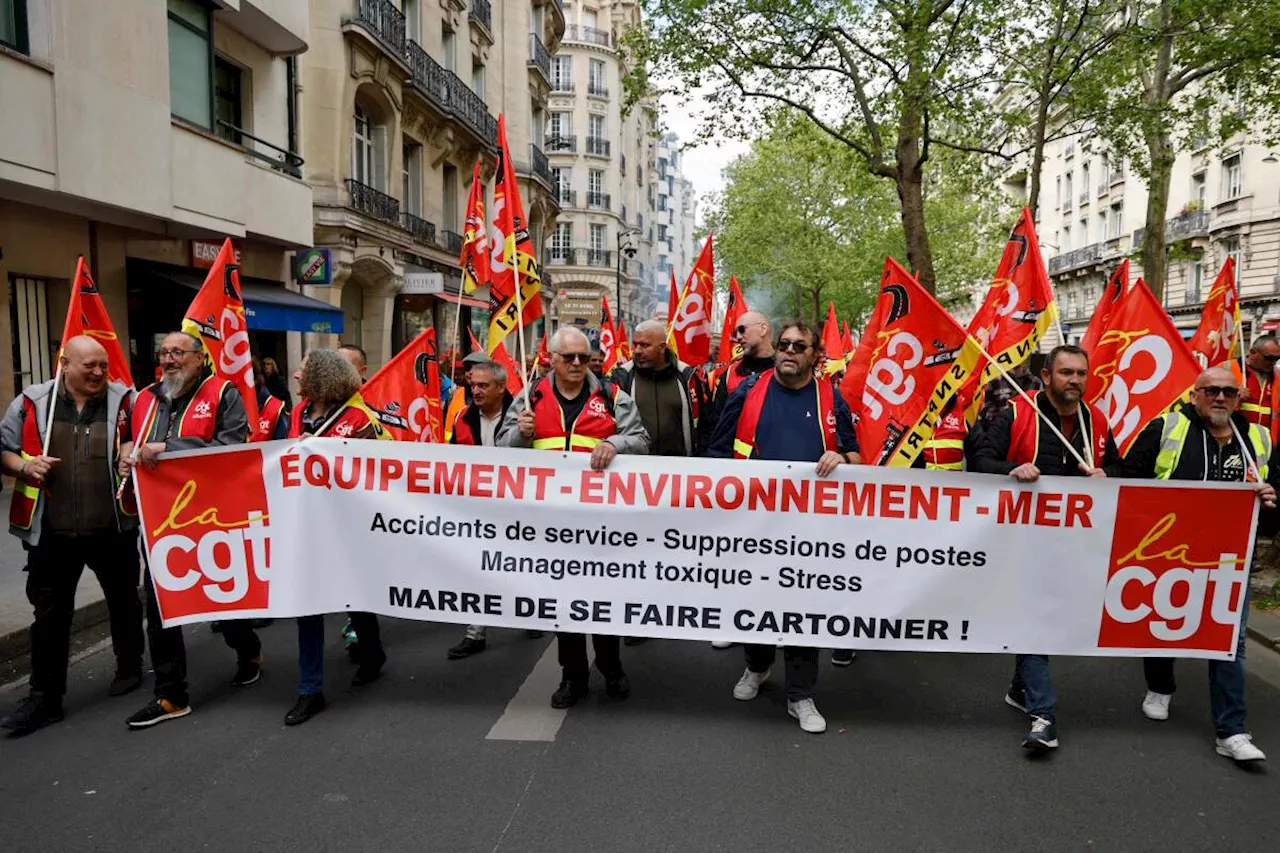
[1262,354,1280,364]
[735,323,762,336]
[556,352,591,364]
[1196,385,1240,399]
[776,339,812,354]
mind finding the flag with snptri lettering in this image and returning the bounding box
[842,257,982,467]
[487,115,543,354]
[181,238,259,435]
[668,234,715,367]
[1085,278,1201,454]
[717,275,748,364]
[490,338,525,395]
[1187,258,1239,368]
[821,301,846,376]
[599,295,621,375]
[460,160,491,295]
[61,256,133,387]
[352,327,443,442]
[1080,259,1129,356]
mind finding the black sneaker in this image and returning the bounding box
[352,650,386,686]
[447,637,486,660]
[109,671,143,697]
[604,673,631,700]
[1005,686,1027,713]
[231,657,262,687]
[832,649,856,667]
[550,680,588,709]
[623,637,649,646]
[1,695,64,735]
[1022,716,1059,752]
[126,699,191,729]
[525,630,545,639]
[284,693,327,726]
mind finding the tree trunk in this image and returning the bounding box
[1027,98,1051,220]
[896,122,935,293]
[1142,128,1175,300]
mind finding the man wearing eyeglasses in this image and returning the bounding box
[499,326,649,709]
[704,319,861,734]
[1240,335,1280,441]
[1123,365,1279,763]
[121,331,257,730]
[703,312,777,441]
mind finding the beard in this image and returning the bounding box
[162,368,196,400]
[1206,409,1231,428]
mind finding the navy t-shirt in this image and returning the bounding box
[706,375,859,462]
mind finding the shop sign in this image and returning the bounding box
[402,272,445,294]
[192,240,241,270]
[294,249,333,285]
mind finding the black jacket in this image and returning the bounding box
[969,391,1122,477]
[450,391,514,446]
[612,353,707,455]
[700,353,774,449]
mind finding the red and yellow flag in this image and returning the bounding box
[181,239,259,433]
[1085,278,1201,454]
[842,258,982,467]
[667,269,679,326]
[717,275,748,364]
[353,327,445,442]
[461,161,491,294]
[487,115,542,354]
[821,301,846,376]
[668,234,715,367]
[1188,258,1239,368]
[841,320,856,360]
[1080,259,1129,356]
[62,256,133,387]
[490,338,525,395]
[599,296,621,375]
[617,322,632,364]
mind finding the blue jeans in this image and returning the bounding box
[1012,655,1055,722]
[1144,586,1250,738]
[297,616,325,696]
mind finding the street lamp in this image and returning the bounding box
[616,226,642,328]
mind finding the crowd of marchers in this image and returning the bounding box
[2,317,1278,765]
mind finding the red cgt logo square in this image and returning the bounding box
[1097,484,1255,653]
[137,448,272,622]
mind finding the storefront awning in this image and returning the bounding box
[434,291,488,309]
[140,264,344,334]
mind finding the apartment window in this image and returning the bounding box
[9,275,52,391]
[658,224,668,242]
[443,164,459,229]
[1109,203,1123,239]
[1055,176,1062,209]
[168,0,213,128]
[214,56,244,143]
[442,24,457,72]
[549,111,572,138]
[1222,236,1242,278]
[590,224,606,253]
[551,56,572,90]
[589,59,607,94]
[551,222,572,258]
[1081,163,1090,197]
[1192,171,1207,205]
[1188,258,1204,304]
[583,7,598,28]
[1,0,29,53]
[403,141,422,216]
[1062,224,1071,251]
[1097,211,1107,243]
[403,0,420,42]
[1064,172,1073,203]
[472,62,485,99]
[589,114,605,140]
[353,104,373,186]
[1223,153,1243,200]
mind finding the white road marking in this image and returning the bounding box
[486,641,588,742]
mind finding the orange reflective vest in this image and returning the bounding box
[132,375,232,444]
[923,407,967,471]
[529,377,618,452]
[732,370,837,460]
[1007,391,1108,469]
[443,388,467,442]
[1240,366,1280,443]
[253,395,286,442]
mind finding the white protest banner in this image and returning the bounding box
[134,441,1260,660]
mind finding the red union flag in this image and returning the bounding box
[487,115,543,353]
[1080,259,1129,356]
[842,258,982,466]
[717,275,748,364]
[667,269,679,325]
[617,321,632,363]
[181,238,259,433]
[1085,279,1201,453]
[1187,258,1239,367]
[136,448,272,624]
[1097,484,1255,654]
[460,160,491,294]
[669,235,715,366]
[354,328,444,442]
[490,338,525,395]
[599,295,620,374]
[62,256,133,387]
[821,301,846,376]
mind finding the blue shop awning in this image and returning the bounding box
[138,263,343,334]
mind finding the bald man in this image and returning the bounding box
[1,336,144,735]
[703,311,775,442]
[1124,365,1280,763]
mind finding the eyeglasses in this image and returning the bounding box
[155,349,199,361]
[556,352,591,364]
[1196,385,1240,399]
[776,339,813,354]
[735,322,764,335]
[1262,354,1280,364]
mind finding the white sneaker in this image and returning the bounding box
[1215,733,1266,762]
[787,698,827,733]
[733,668,769,700]
[711,641,733,649]
[1141,691,1171,721]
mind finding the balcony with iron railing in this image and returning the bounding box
[404,40,497,148]
[347,179,400,226]
[563,24,613,47]
[555,188,577,206]
[1078,191,1090,207]
[470,0,491,34]
[346,0,405,59]
[1047,242,1103,274]
[528,33,550,82]
[1097,181,1109,197]
[546,134,577,153]
[443,230,464,255]
[551,79,574,93]
[1131,209,1211,249]
[586,137,611,156]
[529,143,551,187]
[402,212,437,245]
[1062,196,1074,213]
[215,120,304,178]
[587,191,610,209]
[547,247,612,266]
[587,82,609,98]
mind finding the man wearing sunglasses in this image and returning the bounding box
[1240,335,1280,441]
[703,312,777,443]
[705,319,861,734]
[1123,365,1279,763]
[499,326,650,709]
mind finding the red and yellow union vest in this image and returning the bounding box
[1240,367,1280,442]
[10,388,135,531]
[288,396,391,440]
[1007,391,1109,469]
[732,370,837,460]
[923,408,967,471]
[443,388,468,443]
[133,375,232,444]
[712,362,754,399]
[529,377,618,453]
[253,395,286,442]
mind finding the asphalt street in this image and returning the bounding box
[2,617,1279,853]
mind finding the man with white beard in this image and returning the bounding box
[122,331,257,729]
[1123,365,1280,763]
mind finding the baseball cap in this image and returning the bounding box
[462,351,489,366]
